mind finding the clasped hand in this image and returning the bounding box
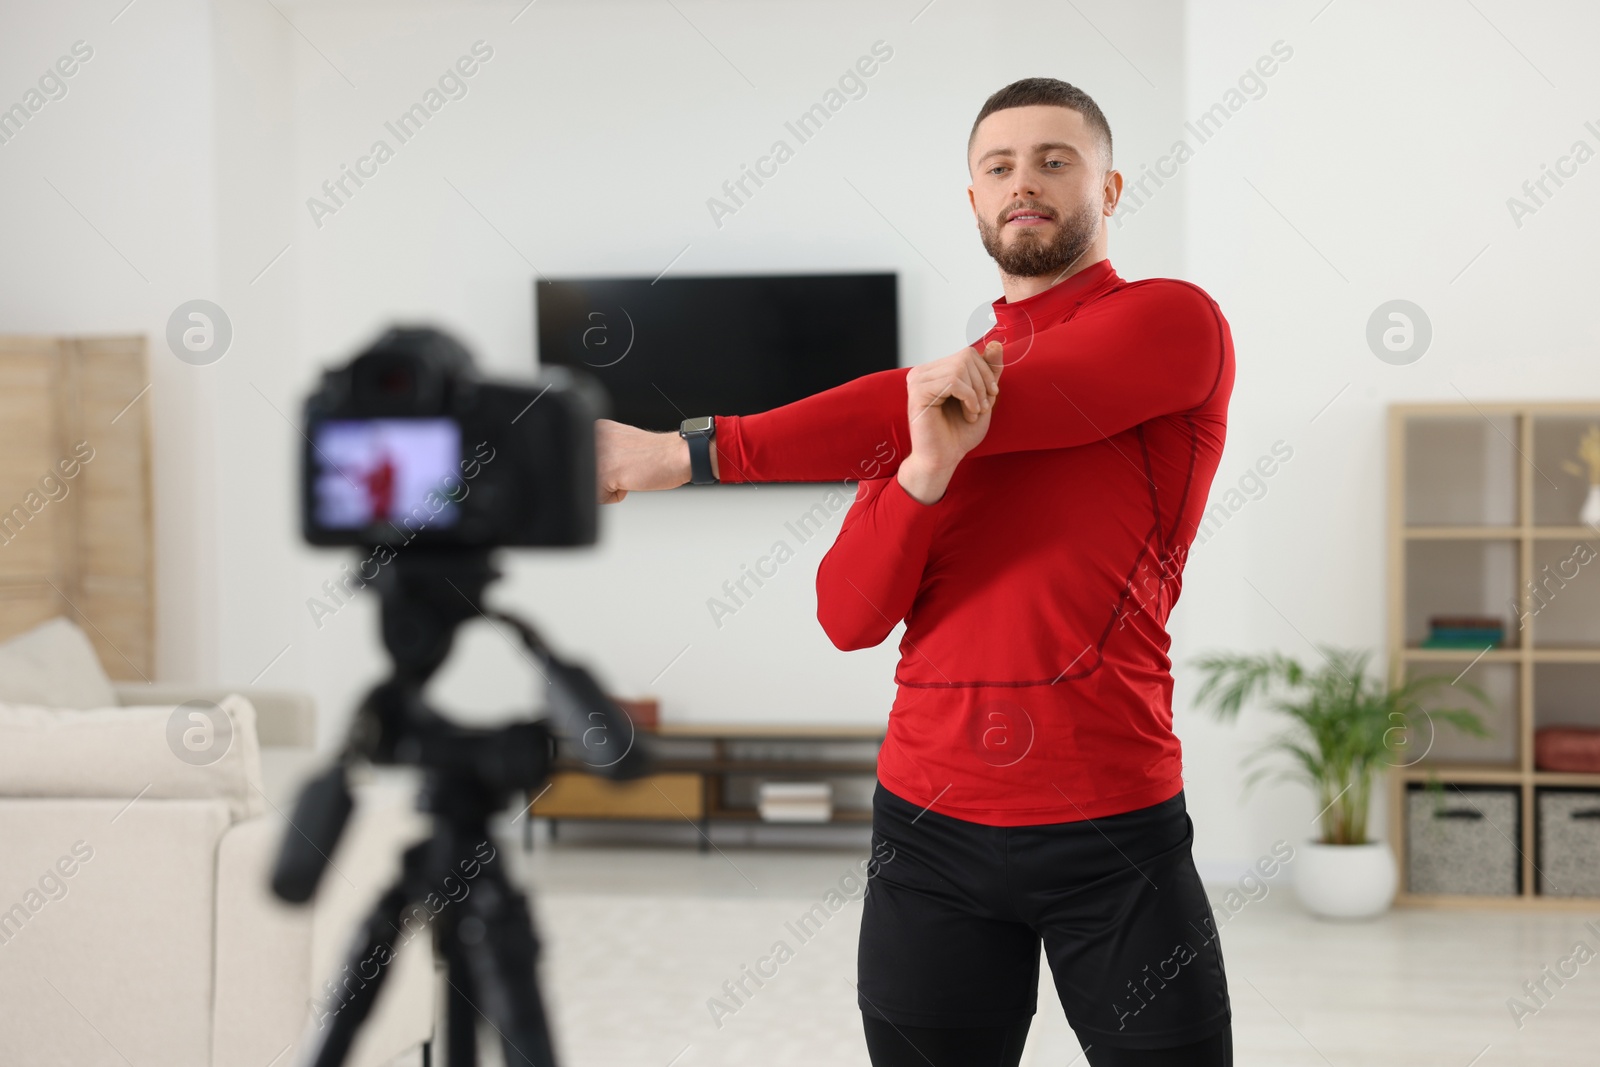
[896,341,1004,504]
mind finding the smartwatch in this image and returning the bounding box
[679,416,717,485]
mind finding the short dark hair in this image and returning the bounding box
[968,78,1113,171]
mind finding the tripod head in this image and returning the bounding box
[270,550,651,1066]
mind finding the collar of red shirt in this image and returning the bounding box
[989,258,1121,338]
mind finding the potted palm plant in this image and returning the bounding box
[1191,646,1493,919]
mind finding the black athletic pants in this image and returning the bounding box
[858,782,1232,1065]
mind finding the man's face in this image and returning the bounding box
[967,105,1117,279]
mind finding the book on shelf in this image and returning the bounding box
[1422,614,1504,649]
[757,781,833,823]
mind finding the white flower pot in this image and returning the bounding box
[1292,840,1397,920]
[1581,485,1600,529]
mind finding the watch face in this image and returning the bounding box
[681,416,714,435]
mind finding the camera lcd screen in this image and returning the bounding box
[312,418,462,530]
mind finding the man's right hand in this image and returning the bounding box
[596,419,701,503]
[898,342,1004,504]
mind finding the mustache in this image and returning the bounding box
[998,202,1056,226]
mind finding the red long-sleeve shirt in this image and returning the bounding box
[713,259,1235,825]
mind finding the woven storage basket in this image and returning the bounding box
[1536,788,1600,897]
[1405,785,1520,895]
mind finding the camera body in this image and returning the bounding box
[302,326,603,550]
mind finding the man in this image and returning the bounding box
[597,78,1235,1067]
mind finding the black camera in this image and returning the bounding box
[301,326,604,549]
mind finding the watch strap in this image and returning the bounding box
[680,417,717,485]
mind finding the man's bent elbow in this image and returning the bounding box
[817,608,891,652]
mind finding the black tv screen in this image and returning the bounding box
[535,273,899,431]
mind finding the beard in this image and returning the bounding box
[978,197,1101,279]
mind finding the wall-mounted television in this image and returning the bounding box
[535,272,898,432]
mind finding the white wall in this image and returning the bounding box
[1171,0,1600,872]
[0,0,222,684]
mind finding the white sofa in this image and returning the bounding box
[0,619,436,1067]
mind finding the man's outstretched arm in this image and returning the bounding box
[595,281,1226,498]
[595,355,991,500]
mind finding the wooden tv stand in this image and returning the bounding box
[523,723,884,851]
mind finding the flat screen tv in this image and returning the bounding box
[535,273,899,432]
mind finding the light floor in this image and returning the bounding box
[418,830,1600,1067]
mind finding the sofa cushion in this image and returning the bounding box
[0,616,117,709]
[0,694,265,821]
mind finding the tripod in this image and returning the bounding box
[272,551,649,1067]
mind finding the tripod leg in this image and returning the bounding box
[441,938,480,1067]
[455,870,559,1067]
[302,883,412,1067]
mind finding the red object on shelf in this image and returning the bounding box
[1428,615,1504,630]
[1535,727,1600,773]
[611,697,659,730]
